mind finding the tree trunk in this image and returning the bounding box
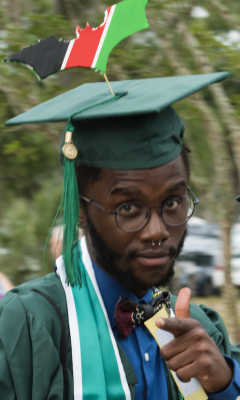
[221,218,240,343]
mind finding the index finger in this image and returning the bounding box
[155,317,198,337]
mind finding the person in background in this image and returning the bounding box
[0,273,14,299]
[50,226,84,259]
[50,226,64,260]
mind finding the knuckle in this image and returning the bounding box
[176,370,191,383]
[192,326,206,342]
[201,356,212,371]
[195,352,213,374]
[177,318,186,329]
[198,342,209,355]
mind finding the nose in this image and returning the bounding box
[139,207,170,243]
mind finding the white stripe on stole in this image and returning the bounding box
[61,39,75,70]
[56,256,83,400]
[91,5,116,69]
[81,237,131,400]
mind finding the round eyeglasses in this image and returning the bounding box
[79,187,199,233]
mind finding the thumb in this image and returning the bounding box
[175,287,191,318]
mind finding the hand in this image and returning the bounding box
[155,288,233,393]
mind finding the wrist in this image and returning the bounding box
[206,357,234,394]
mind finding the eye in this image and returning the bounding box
[165,198,181,210]
[117,202,142,217]
[120,203,138,213]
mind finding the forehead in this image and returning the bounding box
[87,154,187,198]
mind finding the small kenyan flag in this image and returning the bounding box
[3,0,149,79]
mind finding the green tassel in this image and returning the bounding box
[62,155,82,286]
[62,121,82,287]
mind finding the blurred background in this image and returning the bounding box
[1,0,240,341]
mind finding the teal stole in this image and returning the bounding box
[56,236,131,400]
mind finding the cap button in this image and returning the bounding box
[62,131,78,160]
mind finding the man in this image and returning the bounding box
[1,74,240,400]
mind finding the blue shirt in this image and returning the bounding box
[91,260,240,399]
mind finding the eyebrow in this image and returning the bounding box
[165,181,187,194]
[110,186,143,197]
[110,181,187,197]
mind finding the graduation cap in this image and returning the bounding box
[5,72,230,287]
[236,196,240,202]
[6,72,230,171]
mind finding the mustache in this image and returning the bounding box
[126,229,188,261]
[127,245,178,260]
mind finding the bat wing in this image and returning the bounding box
[3,35,70,80]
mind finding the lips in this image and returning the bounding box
[136,250,169,258]
[135,250,170,267]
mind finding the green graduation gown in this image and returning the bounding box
[0,273,240,400]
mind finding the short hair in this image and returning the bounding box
[181,142,191,179]
[75,143,191,201]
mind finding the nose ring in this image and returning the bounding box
[152,240,161,247]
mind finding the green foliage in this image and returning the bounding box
[2,129,59,198]
[231,94,240,110]
[3,140,38,163]
[174,99,214,182]
[10,14,72,43]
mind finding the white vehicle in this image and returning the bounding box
[170,217,224,296]
[175,217,240,292]
[212,255,240,289]
[172,251,219,297]
[212,223,240,290]
[183,217,222,259]
[231,223,240,255]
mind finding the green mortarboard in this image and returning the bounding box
[236,196,240,202]
[5,71,230,286]
[6,72,229,170]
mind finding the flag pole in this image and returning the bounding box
[104,73,114,96]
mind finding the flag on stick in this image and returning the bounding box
[3,0,149,79]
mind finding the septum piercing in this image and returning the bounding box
[152,240,161,247]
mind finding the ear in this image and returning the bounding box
[79,205,87,229]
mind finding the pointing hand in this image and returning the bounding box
[155,288,233,393]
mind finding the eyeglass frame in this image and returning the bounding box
[79,186,199,233]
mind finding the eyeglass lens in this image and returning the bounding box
[116,196,194,232]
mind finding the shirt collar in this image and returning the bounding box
[91,259,153,329]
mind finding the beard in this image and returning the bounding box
[85,210,187,294]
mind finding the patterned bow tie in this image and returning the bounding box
[114,290,171,338]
